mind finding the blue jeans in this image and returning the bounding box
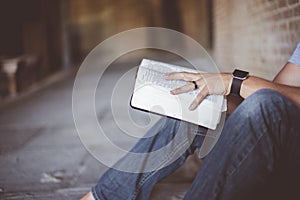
[92,89,300,200]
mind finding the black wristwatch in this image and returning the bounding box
[230,69,249,96]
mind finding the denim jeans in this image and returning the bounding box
[92,89,300,200]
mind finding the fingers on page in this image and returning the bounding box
[170,82,195,95]
[189,88,209,110]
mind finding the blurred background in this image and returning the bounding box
[0,0,299,98]
[0,0,299,199]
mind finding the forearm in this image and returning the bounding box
[166,60,300,110]
[240,76,300,108]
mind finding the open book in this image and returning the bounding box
[130,59,226,130]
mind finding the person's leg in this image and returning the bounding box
[184,89,300,200]
[91,117,206,200]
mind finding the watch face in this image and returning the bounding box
[233,69,249,80]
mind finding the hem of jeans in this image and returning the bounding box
[91,186,102,200]
[129,139,190,199]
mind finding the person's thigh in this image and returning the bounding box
[184,89,300,200]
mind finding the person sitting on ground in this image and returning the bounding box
[81,42,300,200]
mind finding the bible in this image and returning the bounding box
[130,59,226,130]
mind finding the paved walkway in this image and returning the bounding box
[0,50,202,200]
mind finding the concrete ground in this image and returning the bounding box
[0,50,202,200]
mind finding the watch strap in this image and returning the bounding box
[230,77,243,96]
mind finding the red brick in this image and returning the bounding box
[287,0,299,6]
[279,23,288,31]
[282,9,294,18]
[277,0,287,8]
[294,5,300,15]
[273,12,283,20]
[289,20,300,30]
[264,2,278,12]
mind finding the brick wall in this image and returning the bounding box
[213,0,300,80]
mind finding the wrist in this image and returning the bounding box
[223,73,233,95]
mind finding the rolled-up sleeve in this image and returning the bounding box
[288,42,300,67]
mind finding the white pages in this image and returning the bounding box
[130,59,226,130]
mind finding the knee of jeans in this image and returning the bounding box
[236,89,288,118]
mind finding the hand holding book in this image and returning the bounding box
[164,72,232,110]
[131,59,226,129]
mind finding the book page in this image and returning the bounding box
[131,59,226,129]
